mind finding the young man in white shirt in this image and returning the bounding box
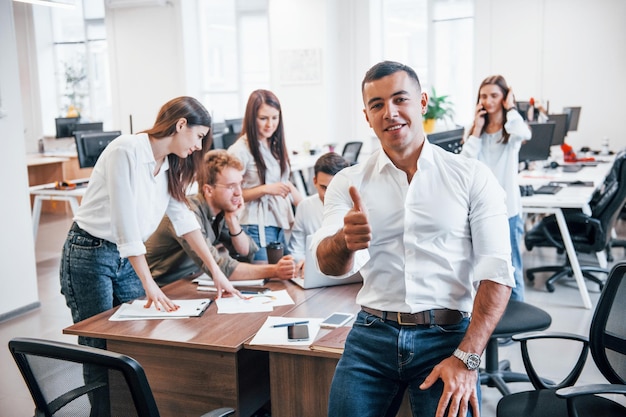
[288,152,349,275]
[313,61,514,417]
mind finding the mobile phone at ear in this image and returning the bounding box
[320,312,354,329]
[287,324,310,341]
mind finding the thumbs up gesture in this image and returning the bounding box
[343,186,372,251]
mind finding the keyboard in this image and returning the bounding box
[535,185,563,195]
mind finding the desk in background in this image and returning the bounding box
[519,160,614,309]
[26,153,92,214]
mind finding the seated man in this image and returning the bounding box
[146,150,296,286]
[288,152,349,275]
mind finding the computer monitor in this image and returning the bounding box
[225,118,243,134]
[75,130,121,168]
[563,106,581,132]
[210,122,227,150]
[516,101,530,121]
[72,122,104,135]
[519,122,555,164]
[547,114,568,146]
[55,117,80,138]
[427,126,465,154]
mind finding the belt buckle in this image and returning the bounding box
[396,312,418,326]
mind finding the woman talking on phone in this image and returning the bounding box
[460,75,531,301]
[61,96,240,353]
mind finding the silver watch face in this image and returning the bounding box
[466,353,481,370]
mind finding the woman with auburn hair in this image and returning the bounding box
[61,96,240,353]
[461,75,531,301]
[228,89,302,262]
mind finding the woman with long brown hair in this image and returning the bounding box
[461,75,531,301]
[228,89,302,261]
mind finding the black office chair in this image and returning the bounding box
[342,141,363,165]
[480,300,552,396]
[496,261,626,417]
[9,337,235,417]
[525,151,626,292]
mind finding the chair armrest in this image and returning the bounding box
[512,331,589,390]
[557,383,626,398]
[200,407,236,417]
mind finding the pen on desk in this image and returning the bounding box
[272,320,309,328]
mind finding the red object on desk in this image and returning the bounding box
[561,143,595,163]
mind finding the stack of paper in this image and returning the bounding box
[109,299,211,321]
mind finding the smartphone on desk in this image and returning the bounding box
[287,324,310,342]
[320,312,354,329]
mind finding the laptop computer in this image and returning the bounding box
[291,235,363,289]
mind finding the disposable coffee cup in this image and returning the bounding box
[266,241,284,264]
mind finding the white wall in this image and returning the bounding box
[475,0,626,152]
[0,0,40,320]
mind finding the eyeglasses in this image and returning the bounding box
[213,183,243,192]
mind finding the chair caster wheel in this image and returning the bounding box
[526,273,535,282]
[546,283,555,293]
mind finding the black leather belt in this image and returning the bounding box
[362,306,470,326]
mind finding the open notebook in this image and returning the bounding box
[291,235,363,289]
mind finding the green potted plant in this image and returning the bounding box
[423,87,455,133]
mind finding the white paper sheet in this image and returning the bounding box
[192,274,265,287]
[248,316,324,346]
[215,289,294,314]
[109,299,211,321]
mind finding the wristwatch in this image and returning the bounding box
[453,348,481,371]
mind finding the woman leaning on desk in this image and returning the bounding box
[227,89,303,262]
[460,75,531,302]
[60,96,241,351]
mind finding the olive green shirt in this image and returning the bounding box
[146,193,258,286]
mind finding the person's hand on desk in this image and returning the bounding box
[212,271,243,299]
[274,255,297,280]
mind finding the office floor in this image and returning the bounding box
[1,212,625,417]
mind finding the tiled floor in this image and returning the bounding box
[1,212,625,416]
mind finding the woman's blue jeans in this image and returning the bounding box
[241,224,289,262]
[509,215,525,301]
[328,310,479,417]
[60,223,146,348]
[60,222,146,416]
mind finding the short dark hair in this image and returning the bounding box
[361,61,422,93]
[314,152,350,176]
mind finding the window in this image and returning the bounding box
[198,0,269,122]
[381,0,474,128]
[48,0,111,129]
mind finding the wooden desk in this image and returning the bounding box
[63,279,323,417]
[246,283,412,417]
[519,160,614,309]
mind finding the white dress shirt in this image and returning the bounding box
[311,140,515,314]
[74,133,199,258]
[460,109,532,217]
[288,193,323,261]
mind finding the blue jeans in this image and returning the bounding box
[509,215,525,301]
[60,223,145,349]
[328,310,479,417]
[241,225,289,262]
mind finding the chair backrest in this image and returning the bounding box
[589,261,626,385]
[589,151,626,246]
[9,337,160,417]
[342,141,363,165]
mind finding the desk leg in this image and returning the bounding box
[32,196,43,240]
[553,209,593,309]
